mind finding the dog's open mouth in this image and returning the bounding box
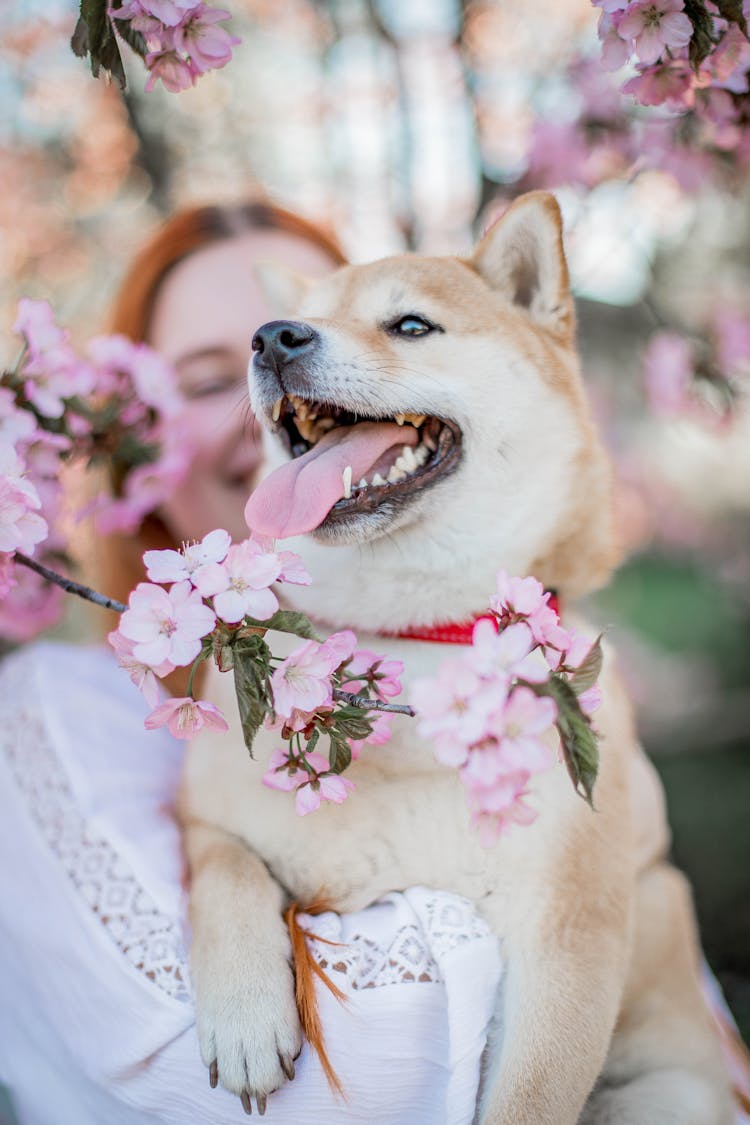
[244,392,463,539]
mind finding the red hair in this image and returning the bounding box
[96,200,345,620]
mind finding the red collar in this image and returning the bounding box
[387,592,560,645]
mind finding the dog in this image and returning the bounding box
[178,191,734,1123]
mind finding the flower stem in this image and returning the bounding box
[13,552,127,613]
[333,688,414,717]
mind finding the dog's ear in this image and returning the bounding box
[472,192,574,339]
[253,261,314,319]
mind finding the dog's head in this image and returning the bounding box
[245,192,619,631]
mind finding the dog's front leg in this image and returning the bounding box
[476,884,631,1125]
[183,818,302,1114]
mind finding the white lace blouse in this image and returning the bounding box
[0,642,502,1125]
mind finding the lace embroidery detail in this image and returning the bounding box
[303,894,492,989]
[0,652,192,1004]
[0,649,493,1002]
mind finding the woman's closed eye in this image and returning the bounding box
[182,373,248,400]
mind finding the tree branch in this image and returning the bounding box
[333,688,414,717]
[14,553,127,614]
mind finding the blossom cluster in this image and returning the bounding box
[110,0,241,92]
[0,298,190,640]
[594,1,750,152]
[410,573,602,846]
[262,632,402,815]
[110,528,403,815]
[642,306,750,424]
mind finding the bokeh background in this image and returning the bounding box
[1,0,748,1075]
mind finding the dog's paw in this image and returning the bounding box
[195,952,302,1115]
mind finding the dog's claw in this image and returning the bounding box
[209,1059,218,1089]
[256,1094,267,1115]
[241,1091,253,1115]
[281,1055,295,1081]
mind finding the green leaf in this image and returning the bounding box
[332,706,374,741]
[71,0,127,88]
[546,676,599,807]
[232,635,273,756]
[112,16,148,58]
[569,635,603,695]
[328,731,352,774]
[714,0,748,35]
[256,609,321,641]
[684,0,718,71]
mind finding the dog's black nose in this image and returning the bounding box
[251,320,318,371]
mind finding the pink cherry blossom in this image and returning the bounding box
[262,747,355,815]
[468,619,549,684]
[144,528,231,585]
[173,5,240,74]
[0,443,48,557]
[598,11,631,71]
[349,712,392,760]
[144,695,229,739]
[196,539,281,623]
[485,687,557,773]
[412,657,504,766]
[618,0,692,67]
[623,59,696,109]
[466,774,538,846]
[346,649,404,701]
[270,632,356,721]
[97,443,191,534]
[145,49,197,92]
[87,335,183,417]
[119,580,216,667]
[0,554,15,598]
[277,549,312,585]
[0,388,38,449]
[0,564,62,642]
[295,772,355,815]
[108,628,175,706]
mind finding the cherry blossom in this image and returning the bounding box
[173,5,240,74]
[118,580,216,667]
[108,628,175,707]
[346,649,404,701]
[145,695,229,738]
[271,638,341,719]
[196,539,281,623]
[144,528,231,585]
[262,747,356,815]
[0,443,48,556]
[349,712,392,760]
[617,0,692,67]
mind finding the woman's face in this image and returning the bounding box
[148,230,336,543]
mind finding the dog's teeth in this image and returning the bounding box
[342,465,352,499]
[372,472,386,486]
[414,444,428,466]
[401,445,417,471]
[358,478,368,488]
[395,413,406,426]
[317,418,335,432]
[272,398,284,422]
[296,401,309,420]
[296,417,319,441]
[406,413,426,427]
[387,465,406,483]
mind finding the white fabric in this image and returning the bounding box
[0,642,502,1125]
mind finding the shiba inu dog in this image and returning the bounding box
[179,192,734,1123]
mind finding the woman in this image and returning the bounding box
[0,201,507,1124]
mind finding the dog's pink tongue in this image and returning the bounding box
[245,422,418,539]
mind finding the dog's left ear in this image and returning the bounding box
[472,192,574,340]
[253,261,314,319]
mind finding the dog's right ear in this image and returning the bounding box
[471,192,574,340]
[253,261,314,319]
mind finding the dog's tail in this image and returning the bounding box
[285,900,347,1098]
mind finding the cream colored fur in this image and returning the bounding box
[178,192,734,1123]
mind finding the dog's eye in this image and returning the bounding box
[388,315,440,338]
